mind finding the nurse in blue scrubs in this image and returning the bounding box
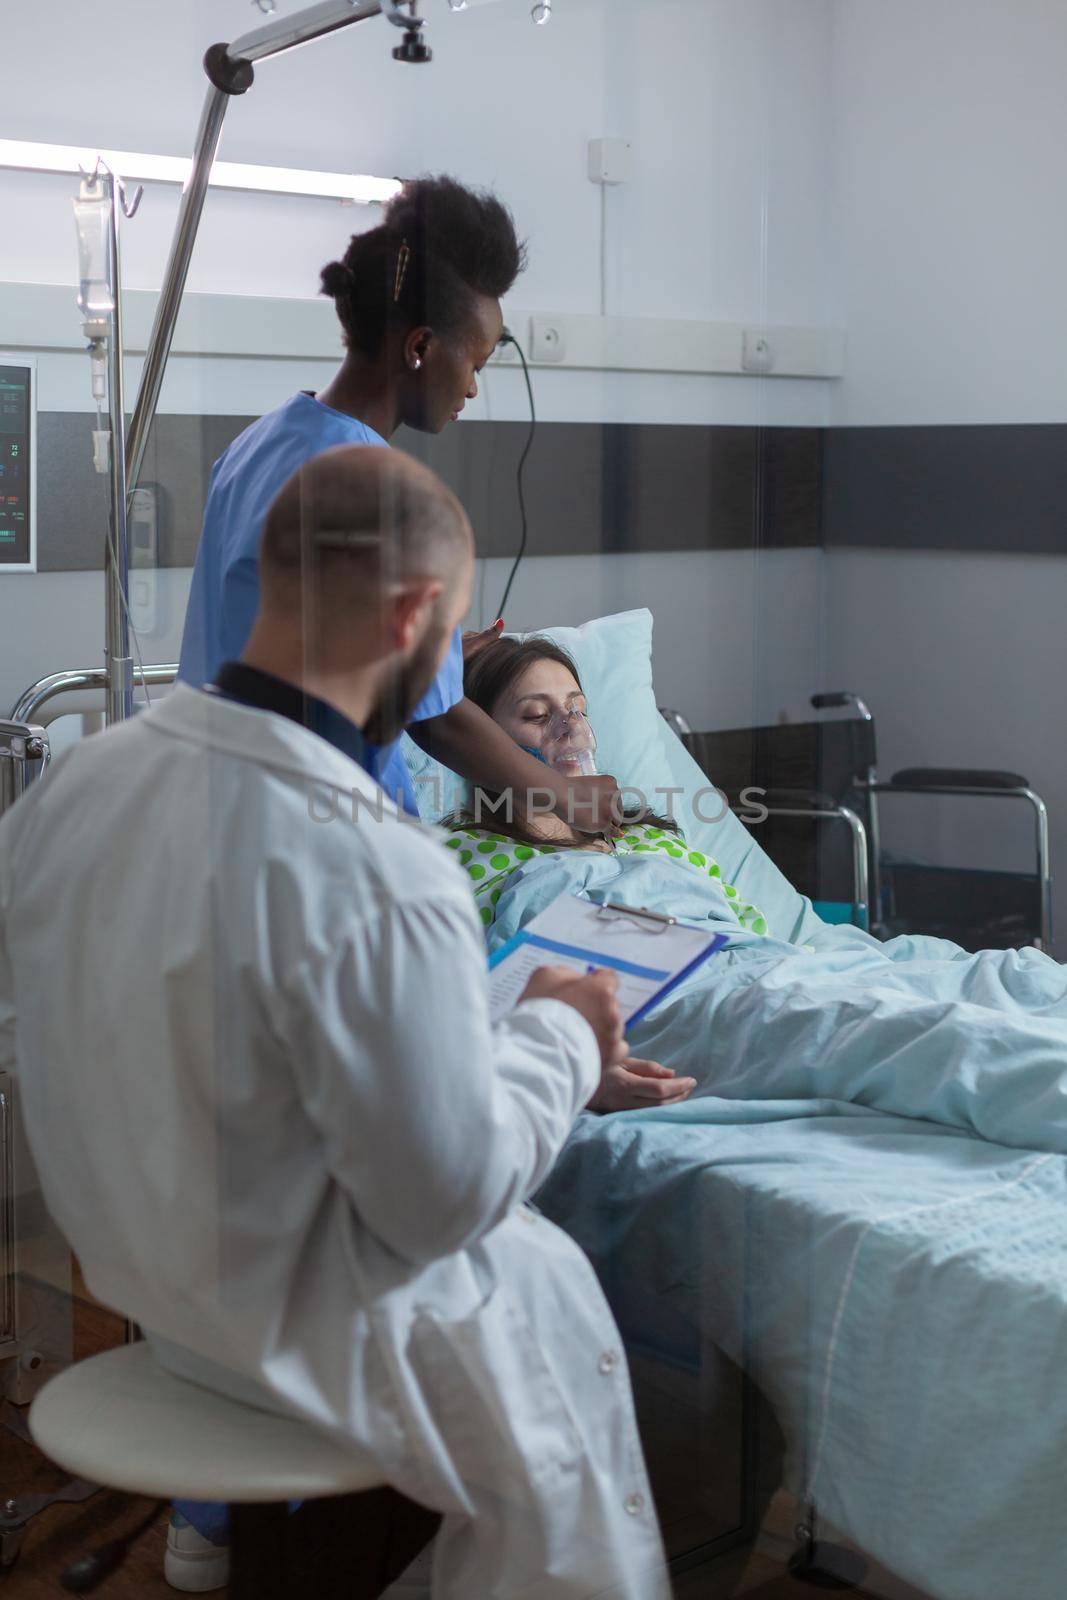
[167,175,619,1592]
[179,173,617,824]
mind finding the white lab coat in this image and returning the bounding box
[0,685,669,1600]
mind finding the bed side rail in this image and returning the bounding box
[10,665,178,730]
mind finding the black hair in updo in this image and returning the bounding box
[320,174,526,358]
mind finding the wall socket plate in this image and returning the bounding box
[529,316,567,362]
[741,329,776,374]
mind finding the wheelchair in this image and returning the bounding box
[661,693,1051,952]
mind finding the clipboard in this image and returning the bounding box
[488,893,728,1027]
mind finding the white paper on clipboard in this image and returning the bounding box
[488,894,727,1027]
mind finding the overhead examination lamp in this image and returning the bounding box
[49,0,438,736]
[124,0,435,504]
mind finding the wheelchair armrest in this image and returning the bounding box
[759,787,840,812]
[888,766,1030,791]
[810,693,854,710]
[877,768,1051,950]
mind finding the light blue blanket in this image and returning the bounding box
[537,1098,1067,1600]
[490,847,1067,1157]
[489,848,1067,1598]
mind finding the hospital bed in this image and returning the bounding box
[661,694,1051,951]
[407,608,1067,1599]
[6,621,1063,1593]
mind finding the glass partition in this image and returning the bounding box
[2,1,1066,1593]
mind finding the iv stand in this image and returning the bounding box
[102,169,135,726]
[124,0,394,503]
[102,0,432,728]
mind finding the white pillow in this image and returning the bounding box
[403,608,820,943]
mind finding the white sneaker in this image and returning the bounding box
[163,1511,433,1596]
[164,1513,230,1593]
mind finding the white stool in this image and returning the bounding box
[29,1343,439,1598]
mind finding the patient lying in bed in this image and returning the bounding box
[444,635,1067,1156]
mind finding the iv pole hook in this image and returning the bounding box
[117,179,144,220]
[78,157,144,220]
[385,0,424,29]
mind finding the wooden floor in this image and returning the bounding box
[0,1266,891,1599]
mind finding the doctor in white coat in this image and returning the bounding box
[0,445,670,1599]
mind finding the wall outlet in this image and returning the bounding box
[529,316,567,362]
[742,330,776,374]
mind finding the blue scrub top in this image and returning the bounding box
[178,392,463,815]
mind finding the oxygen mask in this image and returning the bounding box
[539,707,598,777]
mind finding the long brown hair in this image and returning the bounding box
[454,635,676,848]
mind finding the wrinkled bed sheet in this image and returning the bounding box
[492,850,1067,1599]
[537,1098,1067,1600]
[489,848,1067,1157]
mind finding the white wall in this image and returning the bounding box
[1,0,835,742]
[824,0,1067,947]
[1,0,838,428]
[477,548,826,733]
[829,0,1067,428]
[0,549,823,743]
[12,0,1062,943]
[823,548,1061,871]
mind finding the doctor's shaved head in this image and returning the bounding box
[249,445,471,742]
[259,444,473,613]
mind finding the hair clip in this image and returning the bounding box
[394,241,412,303]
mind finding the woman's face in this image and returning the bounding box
[492,657,592,771]
[408,293,503,434]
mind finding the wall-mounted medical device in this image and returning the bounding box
[0,356,36,573]
[129,484,161,637]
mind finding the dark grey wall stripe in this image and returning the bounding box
[821,424,1067,554]
[37,413,1067,574]
[400,421,822,557]
[34,413,821,572]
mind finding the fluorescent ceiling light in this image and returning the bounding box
[0,139,401,205]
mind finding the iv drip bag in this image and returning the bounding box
[73,178,114,325]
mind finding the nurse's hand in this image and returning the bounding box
[553,773,623,834]
[519,966,628,1069]
[462,619,505,660]
[588,1058,697,1114]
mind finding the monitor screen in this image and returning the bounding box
[0,362,33,569]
